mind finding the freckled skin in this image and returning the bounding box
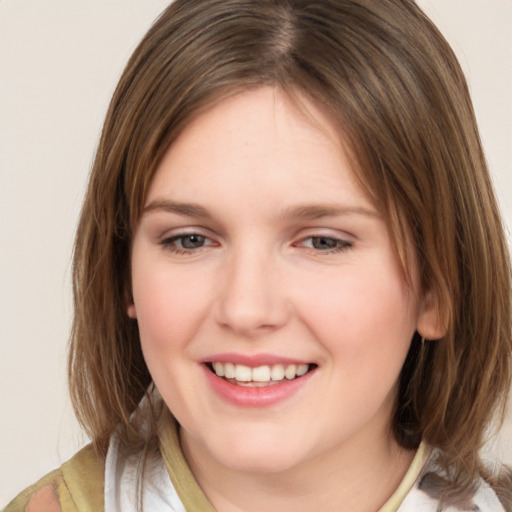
[129,87,442,511]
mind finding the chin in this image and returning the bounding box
[209,435,308,474]
[221,452,302,474]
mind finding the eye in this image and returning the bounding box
[297,236,352,253]
[160,233,216,254]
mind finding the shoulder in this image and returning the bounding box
[2,445,105,512]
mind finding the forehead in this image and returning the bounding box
[144,86,374,214]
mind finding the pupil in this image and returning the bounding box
[313,237,337,249]
[182,235,204,248]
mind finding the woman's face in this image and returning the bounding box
[129,87,436,475]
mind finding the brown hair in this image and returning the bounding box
[69,0,512,501]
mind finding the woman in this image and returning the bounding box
[5,1,511,510]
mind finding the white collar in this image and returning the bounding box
[104,429,186,512]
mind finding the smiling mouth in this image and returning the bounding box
[206,362,317,387]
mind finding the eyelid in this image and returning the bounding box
[163,233,216,245]
[293,225,355,241]
[292,230,354,255]
[157,224,215,241]
[158,228,220,255]
[297,235,351,247]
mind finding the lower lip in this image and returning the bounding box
[202,365,315,407]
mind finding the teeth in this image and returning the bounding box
[296,364,308,376]
[284,364,297,379]
[235,364,252,382]
[211,362,311,383]
[224,362,236,379]
[271,364,285,381]
[252,365,271,382]
[212,362,224,377]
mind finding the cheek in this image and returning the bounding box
[131,263,214,355]
[296,264,417,360]
[298,268,416,423]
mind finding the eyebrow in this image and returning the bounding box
[142,199,378,220]
[142,199,212,218]
[280,204,378,220]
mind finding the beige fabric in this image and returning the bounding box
[158,409,216,512]
[2,445,104,512]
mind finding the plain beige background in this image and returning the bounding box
[1,0,511,506]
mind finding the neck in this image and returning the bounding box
[180,426,415,512]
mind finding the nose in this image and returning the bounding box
[215,246,289,336]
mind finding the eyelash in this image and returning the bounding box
[295,236,353,254]
[160,234,215,255]
[160,233,352,256]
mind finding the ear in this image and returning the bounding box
[416,290,448,340]
[127,304,137,319]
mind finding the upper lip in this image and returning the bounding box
[199,353,313,367]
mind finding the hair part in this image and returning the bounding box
[69,0,512,502]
